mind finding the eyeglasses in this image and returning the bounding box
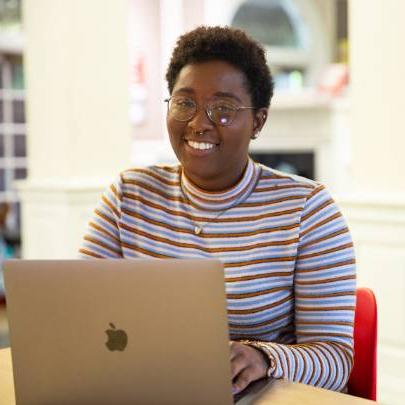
[164,96,255,127]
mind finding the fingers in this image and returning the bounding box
[231,351,247,379]
[232,368,254,395]
[229,342,269,395]
[229,340,243,361]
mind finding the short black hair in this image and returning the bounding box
[166,26,274,109]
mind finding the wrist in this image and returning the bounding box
[239,340,275,378]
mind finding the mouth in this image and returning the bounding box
[185,139,219,154]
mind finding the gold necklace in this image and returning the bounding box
[192,209,230,235]
[180,168,261,235]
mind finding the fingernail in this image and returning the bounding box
[232,386,239,395]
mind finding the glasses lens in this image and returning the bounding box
[208,102,237,126]
[169,97,196,121]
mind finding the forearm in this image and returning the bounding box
[244,339,353,391]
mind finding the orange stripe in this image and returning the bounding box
[83,235,122,256]
[298,242,353,260]
[256,183,313,193]
[298,331,353,339]
[291,349,299,381]
[89,221,120,243]
[296,259,356,274]
[300,212,342,237]
[94,209,117,228]
[300,346,316,384]
[299,228,349,249]
[110,183,122,202]
[122,192,304,221]
[311,347,325,386]
[231,324,293,338]
[295,290,355,299]
[239,194,306,208]
[101,195,120,218]
[119,243,174,258]
[224,256,296,268]
[307,185,325,199]
[301,198,334,222]
[279,344,292,378]
[226,270,294,282]
[120,207,299,238]
[296,320,353,327]
[228,293,293,314]
[316,345,336,388]
[131,168,180,186]
[229,310,292,329]
[79,248,103,258]
[120,222,298,253]
[122,179,186,203]
[296,305,355,312]
[227,286,289,300]
[295,274,356,285]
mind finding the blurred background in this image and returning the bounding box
[0,1,404,404]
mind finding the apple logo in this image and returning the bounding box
[105,322,128,351]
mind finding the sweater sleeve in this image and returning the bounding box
[79,176,124,258]
[245,185,356,391]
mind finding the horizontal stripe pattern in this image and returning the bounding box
[79,162,355,392]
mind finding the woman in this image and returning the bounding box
[80,26,356,395]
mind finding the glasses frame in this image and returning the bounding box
[164,97,256,127]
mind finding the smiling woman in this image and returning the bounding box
[166,60,266,191]
[80,26,356,396]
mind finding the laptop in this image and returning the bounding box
[4,259,273,405]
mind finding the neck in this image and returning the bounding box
[180,159,261,211]
[183,159,249,192]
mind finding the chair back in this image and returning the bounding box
[348,287,377,400]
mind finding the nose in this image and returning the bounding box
[187,106,214,133]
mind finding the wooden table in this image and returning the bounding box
[0,348,15,404]
[0,348,375,404]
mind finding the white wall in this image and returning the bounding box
[20,0,132,258]
[343,1,405,403]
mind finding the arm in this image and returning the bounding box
[79,176,124,258]
[232,185,356,393]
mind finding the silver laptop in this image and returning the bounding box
[4,259,272,404]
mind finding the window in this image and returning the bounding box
[232,0,301,48]
[0,54,26,239]
[231,0,328,90]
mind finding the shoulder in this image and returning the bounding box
[115,164,181,197]
[118,164,180,185]
[257,163,323,198]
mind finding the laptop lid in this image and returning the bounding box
[4,259,234,405]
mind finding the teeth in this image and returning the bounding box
[187,141,215,150]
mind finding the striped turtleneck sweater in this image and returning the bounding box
[80,159,356,391]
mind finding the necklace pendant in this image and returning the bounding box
[194,226,202,235]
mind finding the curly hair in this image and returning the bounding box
[165,26,274,109]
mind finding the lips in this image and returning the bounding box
[187,140,215,150]
[184,138,219,153]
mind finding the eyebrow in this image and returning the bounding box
[173,88,243,104]
[173,87,194,95]
[213,91,243,103]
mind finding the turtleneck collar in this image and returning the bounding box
[180,158,261,211]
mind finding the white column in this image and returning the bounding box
[129,0,176,167]
[349,0,405,194]
[19,0,131,258]
[339,1,405,403]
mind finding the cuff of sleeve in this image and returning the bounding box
[239,340,276,378]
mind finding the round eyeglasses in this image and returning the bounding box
[164,96,256,127]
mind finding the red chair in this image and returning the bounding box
[348,288,377,401]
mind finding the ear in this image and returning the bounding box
[252,108,268,136]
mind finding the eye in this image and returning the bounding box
[211,102,237,113]
[172,97,195,108]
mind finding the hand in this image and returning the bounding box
[230,341,269,395]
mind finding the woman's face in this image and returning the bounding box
[167,60,267,191]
